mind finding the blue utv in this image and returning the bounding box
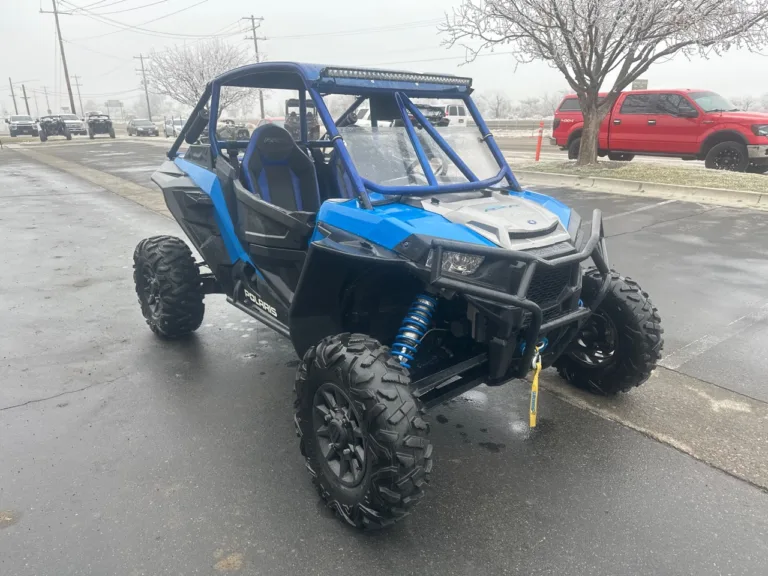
[133,62,664,529]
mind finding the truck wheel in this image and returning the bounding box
[133,235,205,338]
[704,142,749,171]
[567,137,581,160]
[295,333,432,530]
[608,153,634,161]
[555,269,663,395]
[109,127,116,138]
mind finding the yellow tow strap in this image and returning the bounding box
[529,348,542,428]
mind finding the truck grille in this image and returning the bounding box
[527,265,572,308]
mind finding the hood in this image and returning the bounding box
[407,190,572,250]
[712,111,768,123]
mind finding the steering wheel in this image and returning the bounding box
[406,155,447,177]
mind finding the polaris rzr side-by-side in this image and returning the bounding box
[86,112,115,139]
[134,63,663,530]
[38,115,71,142]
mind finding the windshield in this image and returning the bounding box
[60,114,78,120]
[689,91,738,112]
[135,120,153,126]
[11,115,32,122]
[340,125,500,189]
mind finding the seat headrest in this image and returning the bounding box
[253,124,296,161]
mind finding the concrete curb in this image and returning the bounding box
[516,170,768,208]
[11,147,171,218]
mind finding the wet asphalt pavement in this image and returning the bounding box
[2,141,768,575]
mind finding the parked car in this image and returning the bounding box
[59,113,87,136]
[127,119,159,137]
[551,90,768,173]
[5,114,38,137]
[164,117,185,138]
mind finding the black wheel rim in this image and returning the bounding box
[312,383,366,487]
[713,148,742,170]
[569,310,618,367]
[142,265,161,316]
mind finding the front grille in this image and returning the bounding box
[527,265,572,307]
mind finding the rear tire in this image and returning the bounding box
[608,153,634,161]
[108,127,115,138]
[88,128,94,139]
[39,131,47,142]
[704,141,749,171]
[133,235,204,338]
[555,268,663,395]
[567,137,581,160]
[295,333,432,530]
[64,127,71,141]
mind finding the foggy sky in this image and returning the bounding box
[2,0,767,115]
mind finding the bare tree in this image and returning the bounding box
[540,90,569,116]
[478,91,512,118]
[148,39,252,114]
[732,94,757,111]
[441,0,768,164]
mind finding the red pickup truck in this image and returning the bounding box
[551,89,768,173]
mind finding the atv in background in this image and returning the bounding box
[285,98,320,140]
[38,115,71,142]
[86,112,116,139]
[218,118,250,141]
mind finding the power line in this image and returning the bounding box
[87,0,171,15]
[63,0,215,40]
[270,19,442,40]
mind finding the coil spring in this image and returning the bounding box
[392,294,438,368]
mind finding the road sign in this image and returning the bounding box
[632,79,648,90]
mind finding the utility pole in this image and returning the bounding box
[42,86,51,114]
[71,75,84,117]
[32,90,40,117]
[20,85,31,115]
[42,0,78,115]
[134,54,152,120]
[8,78,18,114]
[242,15,266,119]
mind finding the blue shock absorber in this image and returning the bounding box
[392,294,438,368]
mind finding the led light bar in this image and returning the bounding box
[322,67,472,87]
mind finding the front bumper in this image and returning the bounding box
[427,209,611,379]
[747,145,768,162]
[11,125,37,134]
[136,130,158,136]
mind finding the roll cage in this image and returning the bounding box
[167,62,521,209]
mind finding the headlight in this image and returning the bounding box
[752,124,768,137]
[425,250,484,275]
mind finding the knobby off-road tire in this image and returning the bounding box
[133,235,204,338]
[108,126,116,138]
[555,268,663,395]
[295,333,432,530]
[39,131,47,142]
